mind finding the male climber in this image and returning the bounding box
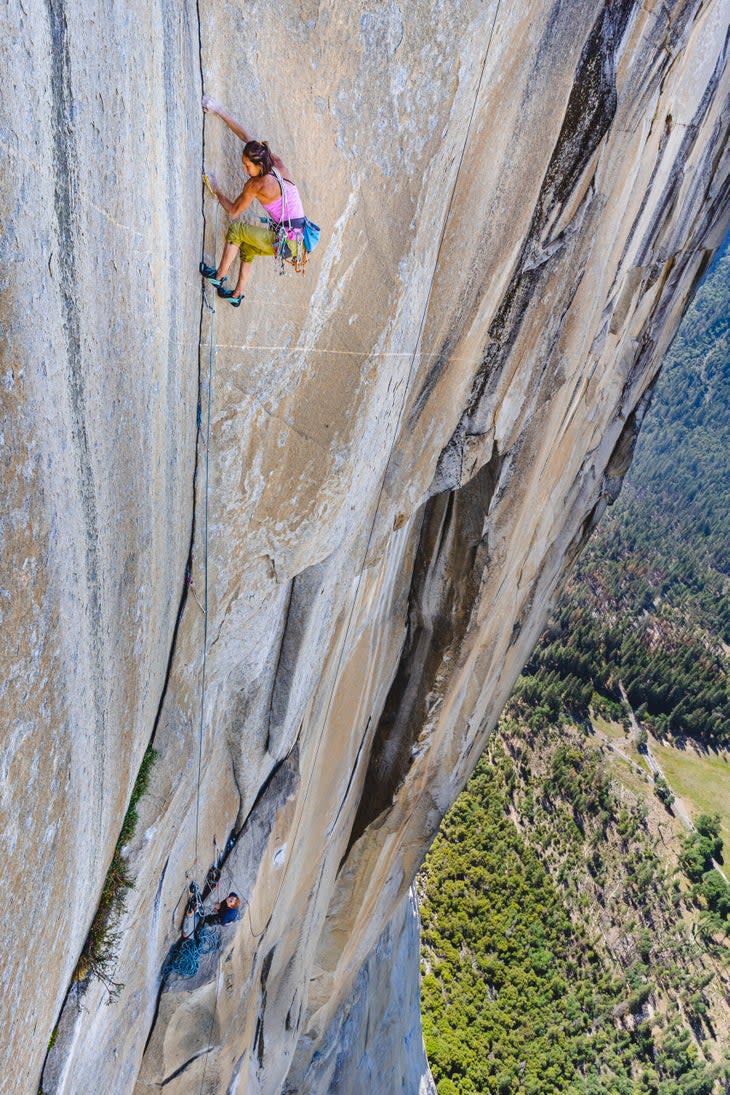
[181,888,240,938]
[200,95,307,305]
[209,892,241,925]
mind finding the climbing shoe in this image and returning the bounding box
[217,286,244,307]
[199,262,226,287]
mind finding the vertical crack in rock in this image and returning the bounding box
[327,717,372,838]
[255,947,276,1070]
[266,561,329,760]
[346,449,503,852]
[152,0,215,731]
[235,750,298,839]
[553,378,659,606]
[421,0,639,449]
[603,383,655,504]
[254,1016,265,1069]
[230,745,300,894]
[46,0,106,794]
[511,378,661,666]
[145,1,208,746]
[41,7,208,1080]
[626,23,730,274]
[618,244,715,404]
[226,1054,245,1095]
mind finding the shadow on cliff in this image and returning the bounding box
[345,448,504,852]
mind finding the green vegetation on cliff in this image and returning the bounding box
[74,745,158,997]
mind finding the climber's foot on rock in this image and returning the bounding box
[200,262,226,287]
[217,286,244,306]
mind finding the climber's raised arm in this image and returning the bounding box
[202,95,292,180]
[202,95,252,142]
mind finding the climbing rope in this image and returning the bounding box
[161,171,221,1000]
[190,116,225,1095]
[162,923,222,980]
[192,192,219,874]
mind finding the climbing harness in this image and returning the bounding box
[264,167,320,275]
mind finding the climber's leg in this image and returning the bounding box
[182,901,199,938]
[217,223,276,301]
[216,242,240,281]
[231,261,254,296]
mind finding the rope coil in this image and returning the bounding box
[162,923,222,980]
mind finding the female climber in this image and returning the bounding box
[199,95,306,306]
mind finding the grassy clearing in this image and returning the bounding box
[602,748,653,799]
[594,719,729,849]
[651,740,730,849]
[591,713,628,742]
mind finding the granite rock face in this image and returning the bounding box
[2,0,728,1092]
[2,1,201,1091]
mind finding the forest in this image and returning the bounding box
[419,240,730,1092]
[517,241,729,743]
[420,732,728,1094]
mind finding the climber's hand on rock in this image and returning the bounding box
[202,94,222,115]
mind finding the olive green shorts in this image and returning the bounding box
[225,222,275,263]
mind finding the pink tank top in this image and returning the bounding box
[262,177,304,225]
